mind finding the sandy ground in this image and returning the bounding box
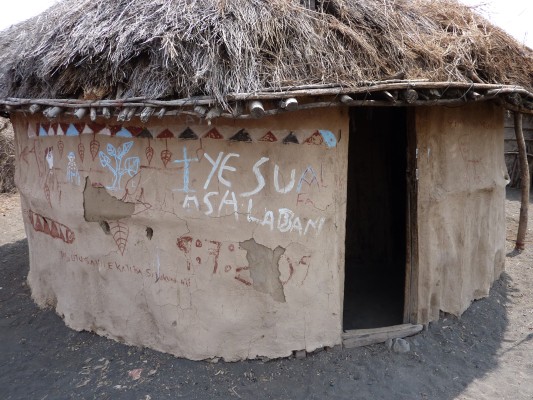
[0,190,532,400]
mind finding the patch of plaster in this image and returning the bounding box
[83,177,135,223]
[239,239,286,303]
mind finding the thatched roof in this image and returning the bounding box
[0,0,532,115]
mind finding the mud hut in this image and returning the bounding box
[1,0,532,361]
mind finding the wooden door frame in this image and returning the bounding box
[403,108,419,324]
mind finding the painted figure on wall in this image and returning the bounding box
[43,146,60,206]
[66,151,80,185]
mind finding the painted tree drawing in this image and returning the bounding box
[99,142,140,190]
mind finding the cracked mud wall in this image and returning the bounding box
[11,108,349,361]
[415,102,507,323]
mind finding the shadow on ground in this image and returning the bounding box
[0,237,513,400]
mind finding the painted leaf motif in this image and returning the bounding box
[99,151,112,170]
[107,143,117,158]
[90,139,100,161]
[161,149,172,168]
[145,146,154,165]
[109,221,129,256]
[124,157,140,177]
[118,141,134,159]
[78,142,85,162]
[57,140,64,158]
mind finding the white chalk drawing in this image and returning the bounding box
[66,152,81,185]
[44,147,60,206]
[45,147,54,170]
[240,157,269,197]
[99,142,140,190]
[173,147,199,193]
[174,147,329,234]
[203,152,240,189]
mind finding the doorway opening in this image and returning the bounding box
[343,107,408,330]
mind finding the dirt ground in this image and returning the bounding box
[1,189,532,400]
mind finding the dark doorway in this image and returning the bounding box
[343,107,408,330]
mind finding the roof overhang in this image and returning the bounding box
[1,80,532,122]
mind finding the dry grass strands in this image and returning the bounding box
[0,0,532,106]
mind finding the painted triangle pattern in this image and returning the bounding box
[283,132,299,144]
[30,123,336,147]
[28,210,75,244]
[303,131,324,145]
[157,129,174,139]
[203,128,224,139]
[229,129,252,142]
[179,127,198,140]
[259,131,277,142]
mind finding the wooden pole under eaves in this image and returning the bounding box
[513,112,530,251]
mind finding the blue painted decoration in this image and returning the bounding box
[99,141,140,190]
[319,130,337,148]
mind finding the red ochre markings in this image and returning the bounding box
[90,136,101,161]
[157,129,175,139]
[125,126,144,137]
[28,210,75,244]
[58,123,69,136]
[234,276,252,286]
[108,221,129,256]
[160,148,172,167]
[177,236,193,253]
[174,236,262,287]
[88,122,106,134]
[108,125,123,136]
[303,131,324,145]
[203,128,224,139]
[145,144,154,164]
[259,131,278,142]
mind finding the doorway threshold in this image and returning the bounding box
[342,323,423,349]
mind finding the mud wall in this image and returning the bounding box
[415,102,507,323]
[12,108,349,361]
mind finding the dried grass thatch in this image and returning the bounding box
[0,0,532,105]
[0,118,16,193]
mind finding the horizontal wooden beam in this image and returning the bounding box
[342,324,423,349]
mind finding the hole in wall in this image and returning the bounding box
[99,221,111,235]
[146,227,154,240]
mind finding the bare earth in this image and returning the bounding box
[1,190,532,400]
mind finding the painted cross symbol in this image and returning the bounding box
[173,147,199,193]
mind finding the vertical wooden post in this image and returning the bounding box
[404,108,419,323]
[514,112,530,251]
